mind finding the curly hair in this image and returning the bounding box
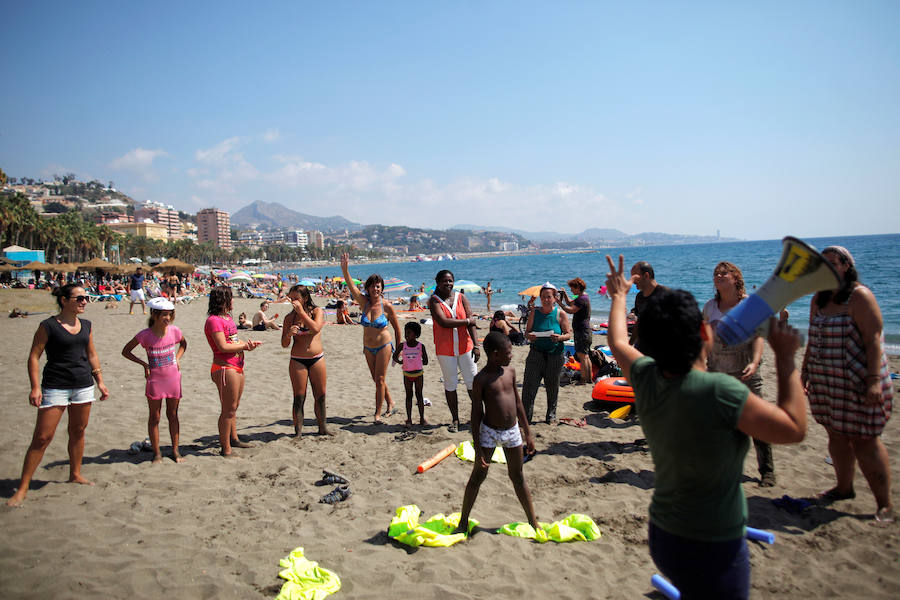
[207,285,233,316]
[638,288,703,376]
[404,321,422,338]
[713,261,746,302]
[567,277,586,291]
[364,274,384,295]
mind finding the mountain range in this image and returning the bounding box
[230,201,737,245]
[231,201,363,233]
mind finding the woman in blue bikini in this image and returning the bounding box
[282,284,332,438]
[341,253,402,424]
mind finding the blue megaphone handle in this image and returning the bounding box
[716,294,773,347]
[651,574,681,599]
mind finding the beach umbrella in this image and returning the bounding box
[383,277,412,294]
[297,278,318,287]
[0,263,16,273]
[333,276,362,285]
[228,273,253,284]
[213,269,232,277]
[76,257,116,271]
[453,280,484,294]
[517,284,545,297]
[412,292,429,300]
[18,261,54,271]
[252,273,276,280]
[47,263,78,273]
[153,258,195,274]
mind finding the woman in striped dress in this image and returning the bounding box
[802,245,894,522]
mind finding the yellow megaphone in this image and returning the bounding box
[716,236,841,346]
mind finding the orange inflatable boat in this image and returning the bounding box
[591,378,635,403]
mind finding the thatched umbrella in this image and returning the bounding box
[76,257,116,271]
[0,263,17,273]
[153,258,195,274]
[46,263,79,273]
[18,261,55,271]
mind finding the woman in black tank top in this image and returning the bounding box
[7,284,109,507]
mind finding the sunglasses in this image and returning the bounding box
[69,295,89,302]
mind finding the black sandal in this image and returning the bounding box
[317,470,348,485]
[319,485,352,504]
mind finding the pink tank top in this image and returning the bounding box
[401,342,424,372]
[204,314,244,368]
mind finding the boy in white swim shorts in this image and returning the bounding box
[455,332,538,534]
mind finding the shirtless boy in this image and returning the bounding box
[455,331,538,533]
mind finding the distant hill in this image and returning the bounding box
[452,224,738,246]
[232,201,363,232]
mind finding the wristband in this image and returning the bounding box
[91,368,102,375]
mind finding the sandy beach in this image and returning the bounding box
[1,288,898,599]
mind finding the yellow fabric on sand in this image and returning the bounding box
[455,440,507,464]
[276,547,341,600]
[498,514,601,544]
[387,504,478,547]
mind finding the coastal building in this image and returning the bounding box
[308,230,324,250]
[97,212,134,224]
[105,221,169,241]
[285,230,308,249]
[197,208,233,250]
[135,201,182,239]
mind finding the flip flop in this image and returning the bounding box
[559,417,587,428]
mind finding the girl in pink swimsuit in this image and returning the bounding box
[122,297,187,463]
[394,321,430,428]
[204,286,262,457]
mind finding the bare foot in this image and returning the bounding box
[172,453,185,464]
[68,474,94,486]
[405,419,413,429]
[220,450,236,458]
[230,438,253,449]
[151,454,163,464]
[420,418,430,428]
[318,428,335,436]
[6,490,27,507]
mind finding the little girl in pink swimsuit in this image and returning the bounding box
[122,297,187,463]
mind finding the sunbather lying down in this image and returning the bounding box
[8,308,29,318]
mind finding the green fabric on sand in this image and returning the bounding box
[498,514,601,544]
[276,547,341,600]
[455,440,507,464]
[388,504,478,547]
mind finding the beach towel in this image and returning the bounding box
[498,514,601,544]
[387,505,477,548]
[276,547,341,600]
[455,440,507,464]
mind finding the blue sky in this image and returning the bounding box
[3,1,898,240]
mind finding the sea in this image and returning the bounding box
[285,233,900,355]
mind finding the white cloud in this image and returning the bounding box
[110,148,168,171]
[262,128,281,143]
[195,137,242,166]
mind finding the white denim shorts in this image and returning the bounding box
[40,386,95,408]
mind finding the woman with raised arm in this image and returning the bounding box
[802,245,893,522]
[281,285,331,438]
[7,283,110,507]
[341,253,402,424]
[605,254,806,599]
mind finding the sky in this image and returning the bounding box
[3,1,899,240]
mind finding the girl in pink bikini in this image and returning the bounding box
[121,297,188,463]
[204,286,261,457]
